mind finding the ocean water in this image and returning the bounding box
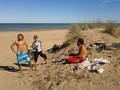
[0,23,71,31]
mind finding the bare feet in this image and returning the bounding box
[41,60,47,65]
[18,72,24,78]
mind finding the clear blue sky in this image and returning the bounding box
[0,0,120,23]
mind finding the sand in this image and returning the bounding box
[0,29,68,90]
[0,28,120,90]
[31,28,120,90]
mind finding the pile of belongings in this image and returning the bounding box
[76,58,110,73]
[27,49,34,61]
[87,42,106,51]
[47,43,69,53]
[95,42,106,51]
[47,44,61,53]
[112,43,120,49]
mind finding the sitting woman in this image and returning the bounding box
[67,38,87,63]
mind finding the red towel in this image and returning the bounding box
[67,57,84,63]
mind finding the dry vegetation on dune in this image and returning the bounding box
[116,27,120,36]
[104,21,120,37]
[65,22,103,45]
[65,21,120,45]
[65,24,81,44]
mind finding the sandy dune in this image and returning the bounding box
[0,28,120,90]
[30,28,120,90]
[0,29,68,90]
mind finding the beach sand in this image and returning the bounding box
[31,28,120,90]
[0,28,120,90]
[0,29,68,90]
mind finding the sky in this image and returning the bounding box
[0,0,120,23]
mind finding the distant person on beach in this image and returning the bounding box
[67,38,87,63]
[31,35,47,67]
[10,34,33,73]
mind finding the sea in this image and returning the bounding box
[1,23,119,31]
[0,23,71,31]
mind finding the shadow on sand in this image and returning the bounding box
[14,63,30,67]
[0,66,19,72]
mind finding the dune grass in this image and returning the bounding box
[115,27,120,37]
[65,24,82,44]
[104,21,117,35]
[65,22,103,45]
[65,22,102,45]
[65,21,120,45]
[104,21,120,37]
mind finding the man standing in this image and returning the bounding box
[10,34,33,73]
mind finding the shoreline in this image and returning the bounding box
[0,29,69,32]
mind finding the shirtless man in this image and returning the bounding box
[67,38,87,63]
[77,38,87,60]
[10,34,33,73]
